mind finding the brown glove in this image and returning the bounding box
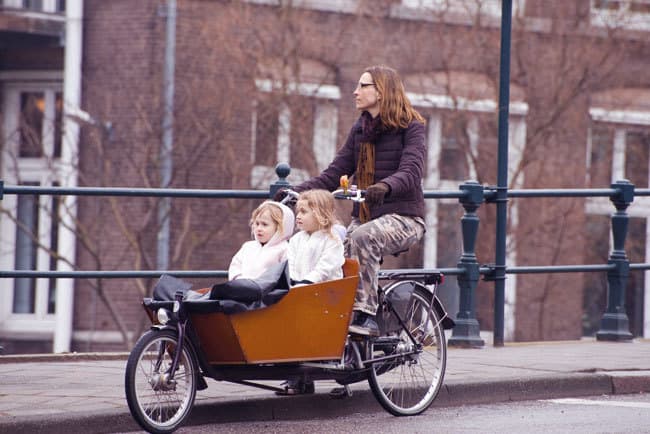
[365,182,390,207]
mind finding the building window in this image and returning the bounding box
[394,0,526,21]
[582,214,610,336]
[23,0,43,10]
[13,186,39,313]
[406,70,528,341]
[585,109,650,337]
[625,130,650,188]
[591,0,650,31]
[1,80,64,331]
[251,78,339,187]
[587,123,650,188]
[587,124,614,188]
[19,92,45,157]
[2,0,64,12]
[10,183,58,315]
[420,108,512,187]
[243,0,360,13]
[47,192,60,314]
[15,90,62,160]
[2,182,60,319]
[438,114,473,181]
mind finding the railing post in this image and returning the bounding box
[448,181,485,348]
[269,163,291,199]
[0,181,2,355]
[597,179,634,341]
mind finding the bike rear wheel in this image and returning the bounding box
[125,329,197,434]
[368,286,447,416]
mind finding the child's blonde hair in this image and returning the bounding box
[250,202,284,234]
[297,189,337,233]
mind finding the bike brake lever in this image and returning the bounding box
[332,189,365,202]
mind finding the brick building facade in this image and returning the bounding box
[1,0,650,353]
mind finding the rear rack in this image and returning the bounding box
[378,269,444,285]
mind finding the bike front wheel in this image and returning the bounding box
[125,329,197,434]
[368,286,447,416]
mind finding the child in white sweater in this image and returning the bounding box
[228,201,295,280]
[288,189,344,285]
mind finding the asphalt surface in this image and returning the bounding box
[1,338,649,433]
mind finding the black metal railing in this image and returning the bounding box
[1,164,648,347]
[445,179,650,347]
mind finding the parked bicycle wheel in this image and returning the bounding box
[125,329,197,434]
[368,285,447,416]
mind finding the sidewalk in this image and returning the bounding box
[1,338,650,433]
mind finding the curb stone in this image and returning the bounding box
[0,352,129,364]
[3,372,650,433]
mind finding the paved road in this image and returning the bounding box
[1,338,649,433]
[165,393,650,434]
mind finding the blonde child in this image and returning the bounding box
[287,189,345,285]
[276,190,345,396]
[228,201,295,280]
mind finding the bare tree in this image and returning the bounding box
[4,0,647,350]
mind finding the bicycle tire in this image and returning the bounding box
[125,329,197,433]
[368,285,447,416]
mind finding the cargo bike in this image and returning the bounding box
[124,190,455,433]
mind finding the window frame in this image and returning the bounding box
[243,0,360,14]
[0,79,64,335]
[251,78,340,187]
[585,106,650,338]
[410,87,527,342]
[590,0,650,32]
[392,0,527,24]
[2,0,64,13]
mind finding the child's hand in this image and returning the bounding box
[273,188,289,202]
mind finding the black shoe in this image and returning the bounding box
[348,311,379,336]
[197,375,208,391]
[275,379,315,396]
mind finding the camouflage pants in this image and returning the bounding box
[345,214,425,315]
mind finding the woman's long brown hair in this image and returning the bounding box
[365,65,425,130]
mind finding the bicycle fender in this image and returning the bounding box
[383,281,455,330]
[150,324,176,332]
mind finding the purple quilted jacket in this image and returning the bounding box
[297,116,426,220]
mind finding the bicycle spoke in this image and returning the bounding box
[126,330,197,433]
[368,286,447,415]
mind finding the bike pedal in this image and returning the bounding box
[329,385,352,399]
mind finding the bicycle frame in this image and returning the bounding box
[143,269,449,386]
[126,241,452,432]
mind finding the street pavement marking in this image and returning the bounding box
[543,398,650,409]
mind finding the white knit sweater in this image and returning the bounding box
[287,229,344,284]
[228,201,295,280]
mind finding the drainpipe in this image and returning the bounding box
[157,0,176,270]
[55,0,83,353]
[493,0,512,347]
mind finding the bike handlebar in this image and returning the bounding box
[278,188,366,205]
[332,188,365,203]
